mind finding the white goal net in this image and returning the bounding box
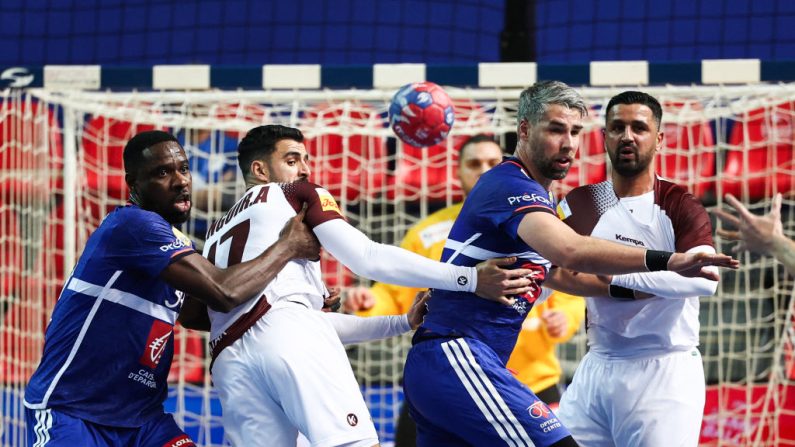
[1,84,794,446]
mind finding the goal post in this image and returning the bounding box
[2,83,794,446]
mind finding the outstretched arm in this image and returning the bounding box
[323,292,430,345]
[314,219,534,304]
[517,211,737,277]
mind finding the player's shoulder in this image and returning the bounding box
[654,176,705,210]
[110,204,170,231]
[476,157,546,194]
[559,181,615,216]
[566,181,614,203]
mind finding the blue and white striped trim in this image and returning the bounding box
[32,408,53,447]
[1,59,791,90]
[65,277,178,325]
[441,338,534,447]
[25,271,123,410]
[24,271,177,410]
[445,238,551,269]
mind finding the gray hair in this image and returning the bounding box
[517,80,588,125]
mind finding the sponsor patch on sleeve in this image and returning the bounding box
[316,188,342,214]
[160,227,193,252]
[557,199,572,220]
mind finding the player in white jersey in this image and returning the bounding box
[179,125,536,447]
[556,91,719,446]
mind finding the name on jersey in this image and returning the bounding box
[206,187,269,238]
[615,234,646,247]
[507,193,552,207]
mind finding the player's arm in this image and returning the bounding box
[517,211,737,277]
[347,230,430,316]
[544,268,611,297]
[314,219,534,304]
[607,245,719,299]
[162,208,320,312]
[324,292,430,345]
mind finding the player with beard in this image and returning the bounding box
[401,82,738,447]
[24,131,321,447]
[555,91,722,446]
[178,124,537,447]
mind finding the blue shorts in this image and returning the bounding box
[25,407,195,447]
[404,336,571,447]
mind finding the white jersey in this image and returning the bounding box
[557,177,715,358]
[203,181,344,341]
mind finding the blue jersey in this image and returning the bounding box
[25,205,195,428]
[421,157,556,363]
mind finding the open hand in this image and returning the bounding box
[474,257,538,306]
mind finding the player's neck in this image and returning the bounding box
[611,169,655,198]
[514,151,553,189]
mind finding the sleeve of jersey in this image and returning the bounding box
[279,180,346,228]
[322,312,411,345]
[113,210,196,277]
[486,177,557,239]
[670,190,715,252]
[313,219,477,293]
[611,245,719,298]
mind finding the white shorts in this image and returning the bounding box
[212,305,379,447]
[557,349,705,447]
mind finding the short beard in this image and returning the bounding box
[532,149,570,180]
[608,147,654,177]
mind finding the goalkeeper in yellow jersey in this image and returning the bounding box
[343,134,585,446]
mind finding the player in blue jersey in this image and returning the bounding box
[402,81,739,447]
[24,131,320,447]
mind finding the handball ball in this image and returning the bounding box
[388,81,455,147]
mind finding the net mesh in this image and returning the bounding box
[1,84,794,446]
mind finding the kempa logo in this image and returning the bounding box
[615,234,645,247]
[346,413,358,426]
[0,67,34,88]
[507,193,552,207]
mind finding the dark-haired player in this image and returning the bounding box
[188,124,537,447]
[557,91,724,446]
[402,81,737,447]
[24,131,320,447]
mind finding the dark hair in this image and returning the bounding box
[237,125,305,177]
[123,130,178,175]
[605,91,663,129]
[458,134,501,165]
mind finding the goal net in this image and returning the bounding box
[1,84,794,446]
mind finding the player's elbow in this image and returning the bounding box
[699,276,719,297]
[199,283,241,313]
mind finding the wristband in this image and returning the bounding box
[609,285,635,299]
[645,250,673,272]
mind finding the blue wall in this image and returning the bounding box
[1,0,793,66]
